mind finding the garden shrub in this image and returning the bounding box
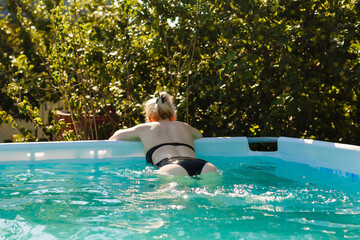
[0,0,359,144]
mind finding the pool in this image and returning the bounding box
[1,137,360,239]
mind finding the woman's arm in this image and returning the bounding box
[190,126,203,139]
[109,126,141,141]
[182,122,202,139]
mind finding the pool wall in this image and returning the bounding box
[276,137,360,177]
[0,137,359,177]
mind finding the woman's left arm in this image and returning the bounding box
[109,126,141,141]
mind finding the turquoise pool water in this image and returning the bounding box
[0,156,360,239]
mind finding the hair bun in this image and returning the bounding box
[156,95,167,104]
[144,92,176,122]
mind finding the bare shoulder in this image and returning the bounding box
[133,122,150,129]
[174,121,202,139]
[174,121,191,127]
[109,122,154,140]
[174,121,196,129]
[133,122,160,133]
[132,122,156,130]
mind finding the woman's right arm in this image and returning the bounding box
[190,126,203,139]
[182,122,202,139]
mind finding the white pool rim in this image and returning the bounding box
[0,137,359,178]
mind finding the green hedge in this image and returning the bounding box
[0,0,359,144]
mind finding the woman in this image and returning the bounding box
[109,92,218,176]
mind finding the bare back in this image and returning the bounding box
[136,120,201,165]
[109,120,202,166]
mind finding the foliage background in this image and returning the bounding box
[0,0,359,144]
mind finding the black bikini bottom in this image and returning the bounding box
[155,157,208,176]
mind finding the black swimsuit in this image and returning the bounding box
[146,142,208,176]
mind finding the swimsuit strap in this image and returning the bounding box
[145,142,195,165]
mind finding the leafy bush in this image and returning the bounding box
[0,0,359,144]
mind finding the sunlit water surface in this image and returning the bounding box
[1,156,360,239]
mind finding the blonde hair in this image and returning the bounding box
[145,92,176,122]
